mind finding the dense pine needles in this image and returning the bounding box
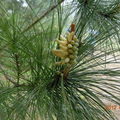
[0,0,120,120]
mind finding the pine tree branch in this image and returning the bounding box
[22,0,64,33]
[0,64,26,87]
[14,53,20,85]
[0,64,18,86]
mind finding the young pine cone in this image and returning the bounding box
[52,24,79,66]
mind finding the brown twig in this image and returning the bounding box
[22,0,64,33]
[0,65,18,86]
[0,65,26,87]
[14,53,20,84]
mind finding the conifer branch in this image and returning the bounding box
[22,0,64,33]
[14,53,20,84]
[0,64,18,86]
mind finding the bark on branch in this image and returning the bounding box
[0,65,18,86]
[22,0,64,33]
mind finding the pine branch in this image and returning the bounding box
[14,53,20,85]
[0,64,26,87]
[22,0,64,33]
[0,64,18,86]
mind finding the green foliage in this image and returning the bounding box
[0,0,120,120]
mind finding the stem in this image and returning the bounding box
[14,53,20,84]
[0,65,18,86]
[0,64,26,87]
[22,0,64,33]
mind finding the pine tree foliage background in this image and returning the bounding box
[0,0,120,120]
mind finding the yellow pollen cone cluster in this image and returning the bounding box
[52,31,79,66]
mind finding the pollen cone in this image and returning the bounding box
[59,45,67,51]
[67,32,74,42]
[60,35,66,41]
[52,50,67,58]
[56,40,67,46]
